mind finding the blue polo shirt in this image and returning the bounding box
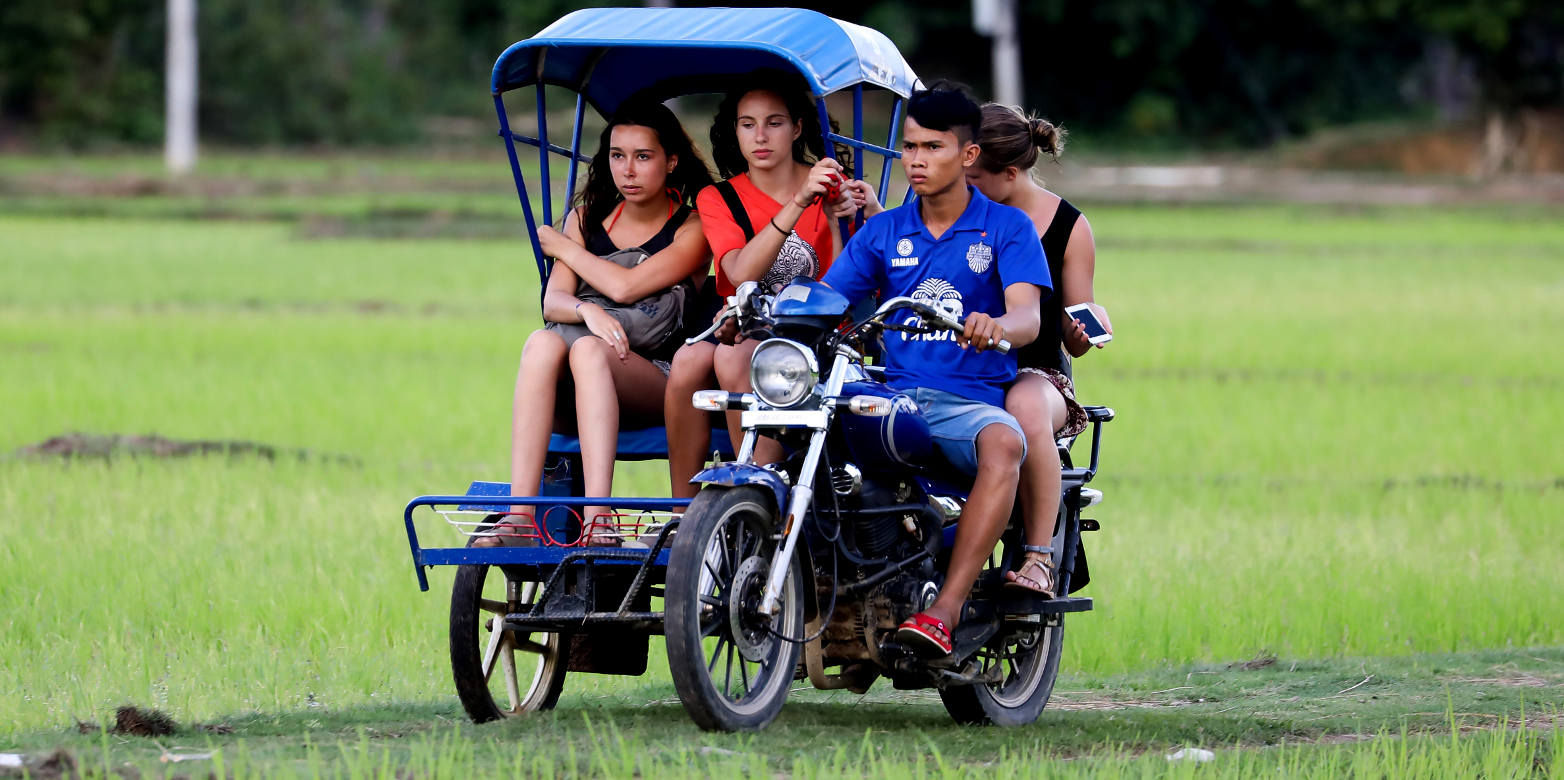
[822,186,1051,407]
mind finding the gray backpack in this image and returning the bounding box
[545,247,688,357]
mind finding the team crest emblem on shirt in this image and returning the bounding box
[966,241,993,274]
[896,238,914,257]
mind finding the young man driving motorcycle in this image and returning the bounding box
[819,83,1051,658]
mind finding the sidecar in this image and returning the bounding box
[398,7,921,722]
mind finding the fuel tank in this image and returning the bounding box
[836,380,934,470]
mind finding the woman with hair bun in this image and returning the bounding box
[966,103,1112,597]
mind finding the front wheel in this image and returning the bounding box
[664,486,804,732]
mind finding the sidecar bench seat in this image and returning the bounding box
[546,425,733,461]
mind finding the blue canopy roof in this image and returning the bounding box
[491,7,921,112]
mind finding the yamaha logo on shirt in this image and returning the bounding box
[966,241,993,274]
[897,238,914,256]
[892,237,919,267]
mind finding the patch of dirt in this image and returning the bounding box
[1452,673,1561,688]
[0,749,76,780]
[196,722,235,735]
[12,433,356,464]
[1049,692,1202,711]
[111,706,176,737]
[1230,653,1278,671]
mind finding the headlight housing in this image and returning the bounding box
[748,338,817,408]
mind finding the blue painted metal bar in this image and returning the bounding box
[816,97,852,243]
[413,495,692,511]
[825,132,900,158]
[510,133,593,164]
[495,94,548,281]
[880,98,904,205]
[852,86,865,183]
[402,493,692,591]
[852,86,866,231]
[565,93,587,211]
[420,547,671,568]
[535,82,553,227]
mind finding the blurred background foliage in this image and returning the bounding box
[0,0,1560,150]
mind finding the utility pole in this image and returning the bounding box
[973,0,1022,107]
[165,0,197,174]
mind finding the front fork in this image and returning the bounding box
[755,351,851,617]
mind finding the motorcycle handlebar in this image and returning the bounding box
[863,297,1011,354]
[687,289,1012,354]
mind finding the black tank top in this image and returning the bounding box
[582,204,691,257]
[1015,198,1081,376]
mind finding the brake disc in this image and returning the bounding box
[729,555,775,662]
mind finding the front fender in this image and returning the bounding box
[690,463,789,514]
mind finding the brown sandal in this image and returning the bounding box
[1004,546,1056,598]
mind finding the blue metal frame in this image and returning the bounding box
[434,13,921,589]
[403,494,690,591]
[493,40,912,283]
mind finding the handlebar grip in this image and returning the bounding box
[995,339,1011,354]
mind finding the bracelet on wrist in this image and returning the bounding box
[768,218,791,237]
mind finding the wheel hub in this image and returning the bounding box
[729,555,775,662]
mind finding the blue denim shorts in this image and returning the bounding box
[907,387,1026,476]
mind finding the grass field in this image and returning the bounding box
[1,163,1561,776]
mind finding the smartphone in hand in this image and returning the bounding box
[1065,303,1112,345]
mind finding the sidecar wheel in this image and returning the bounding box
[449,532,567,722]
[665,486,804,732]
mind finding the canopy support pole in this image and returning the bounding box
[565,93,586,211]
[496,94,548,282]
[535,83,553,228]
[816,97,852,243]
[852,86,866,230]
[880,98,904,205]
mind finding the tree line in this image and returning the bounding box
[1,0,1558,149]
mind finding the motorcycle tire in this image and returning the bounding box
[665,486,804,732]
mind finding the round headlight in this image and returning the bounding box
[749,339,817,408]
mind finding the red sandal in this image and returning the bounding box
[896,612,953,658]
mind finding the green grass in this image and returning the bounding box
[2,647,1559,777]
[1,196,1561,774]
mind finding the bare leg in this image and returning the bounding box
[714,339,783,465]
[485,329,569,546]
[1005,373,1069,590]
[569,336,671,537]
[666,341,718,499]
[925,424,1025,629]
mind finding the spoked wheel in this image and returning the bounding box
[449,541,567,722]
[665,486,804,732]
[939,530,1066,726]
[939,619,1064,726]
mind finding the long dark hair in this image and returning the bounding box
[708,69,851,179]
[573,99,715,233]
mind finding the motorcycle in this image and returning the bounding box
[664,278,1114,731]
